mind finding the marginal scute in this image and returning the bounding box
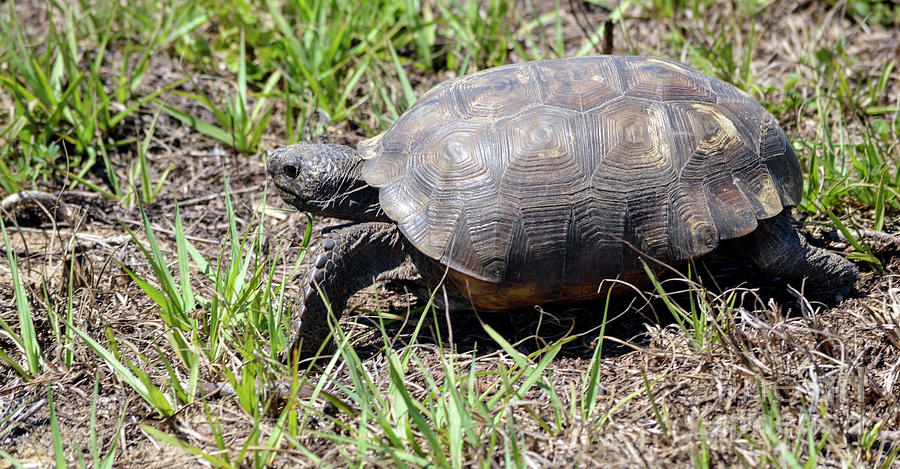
[421,202,463,257]
[704,174,758,239]
[378,178,428,224]
[442,211,483,279]
[358,55,802,293]
[362,151,406,187]
[570,194,625,271]
[455,200,519,281]
[623,191,671,264]
[510,204,573,289]
[358,134,383,159]
[396,206,431,253]
[667,186,718,259]
[758,116,803,207]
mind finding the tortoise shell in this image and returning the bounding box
[359,56,802,309]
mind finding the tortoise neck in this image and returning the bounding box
[320,156,388,222]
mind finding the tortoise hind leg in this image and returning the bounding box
[730,210,860,297]
[284,222,420,362]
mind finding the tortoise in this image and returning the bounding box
[268,55,859,359]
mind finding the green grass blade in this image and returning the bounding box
[68,322,174,417]
[47,386,66,469]
[159,103,235,147]
[108,78,188,128]
[874,173,886,232]
[1,217,41,374]
[118,263,168,309]
[388,41,417,112]
[822,206,883,270]
[138,107,162,203]
[386,352,446,462]
[0,453,26,469]
[0,348,30,379]
[582,288,613,419]
[173,202,196,312]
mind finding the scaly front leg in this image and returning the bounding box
[284,222,421,361]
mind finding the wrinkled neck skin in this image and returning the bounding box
[267,142,388,222]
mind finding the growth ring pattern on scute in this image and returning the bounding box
[359,55,802,302]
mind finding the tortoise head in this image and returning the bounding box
[267,142,387,222]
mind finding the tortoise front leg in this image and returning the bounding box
[731,210,859,297]
[285,222,420,362]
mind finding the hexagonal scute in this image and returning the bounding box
[451,64,542,119]
[532,56,625,111]
[497,105,591,200]
[406,121,496,191]
[619,57,715,103]
[588,98,676,192]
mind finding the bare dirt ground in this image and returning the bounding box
[2,0,900,467]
